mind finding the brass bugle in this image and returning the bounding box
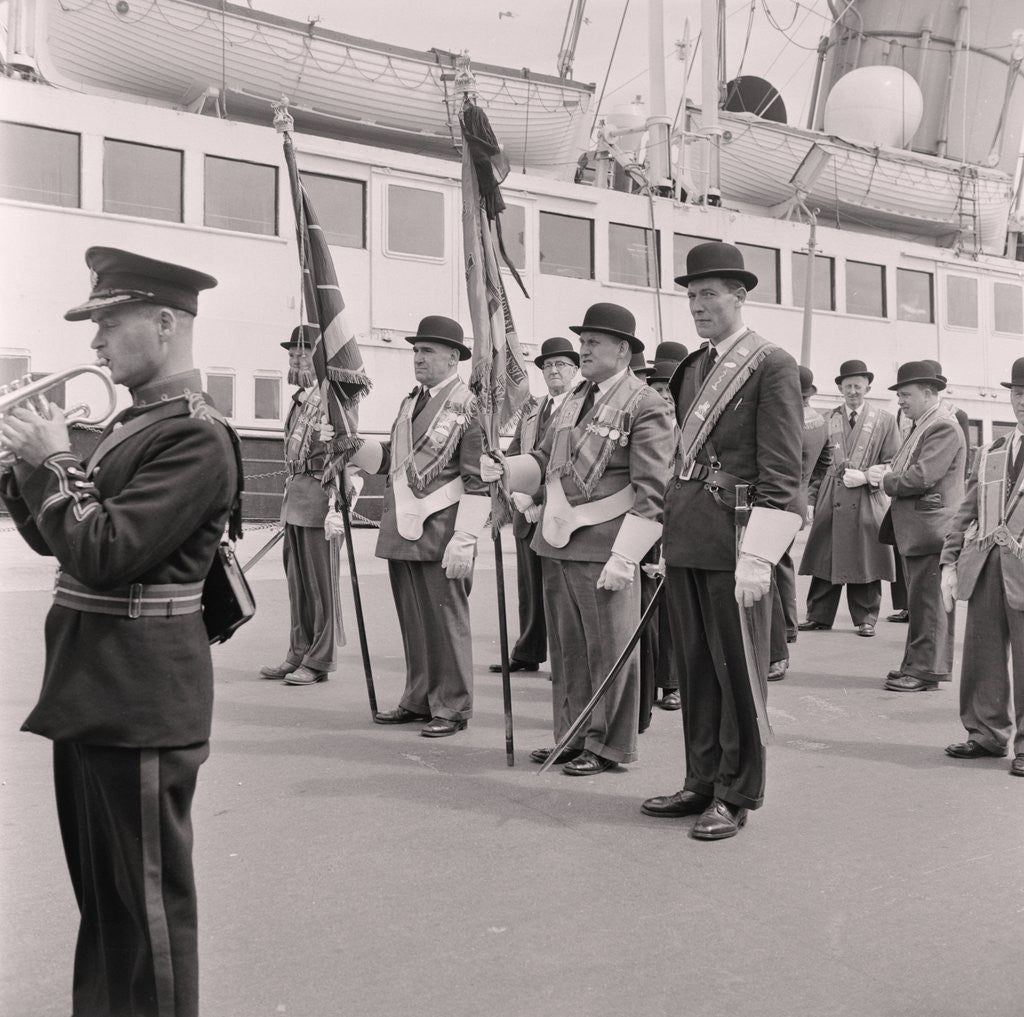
[0,363,117,464]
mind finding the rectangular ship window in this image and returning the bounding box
[254,376,281,420]
[539,211,593,279]
[104,139,182,222]
[896,269,934,323]
[846,260,886,317]
[946,275,978,329]
[206,373,235,418]
[994,282,1024,335]
[205,156,277,235]
[303,174,366,249]
[386,184,444,258]
[736,243,780,304]
[501,203,527,272]
[0,122,79,207]
[673,234,718,291]
[792,252,835,311]
[610,223,660,288]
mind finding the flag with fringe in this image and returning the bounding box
[460,101,531,530]
[281,129,371,482]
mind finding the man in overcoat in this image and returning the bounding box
[0,247,238,1017]
[481,303,675,775]
[940,357,1024,775]
[869,362,965,691]
[350,316,487,737]
[488,336,579,675]
[799,360,899,636]
[640,242,803,839]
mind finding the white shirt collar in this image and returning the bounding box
[709,326,748,358]
[592,365,630,394]
[425,374,458,398]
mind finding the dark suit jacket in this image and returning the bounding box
[662,338,803,570]
[373,376,486,562]
[941,434,1024,608]
[530,372,675,563]
[507,394,557,541]
[883,413,965,556]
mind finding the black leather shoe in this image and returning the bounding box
[641,789,712,818]
[657,690,681,710]
[887,609,909,622]
[562,749,616,776]
[420,717,467,738]
[945,739,1006,759]
[887,668,904,680]
[856,623,875,637]
[691,799,748,840]
[529,746,582,765]
[488,659,540,673]
[1011,755,1024,777]
[885,675,938,692]
[373,706,430,725]
[786,633,798,643]
[797,620,831,631]
[767,660,788,681]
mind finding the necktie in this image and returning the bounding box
[576,383,596,424]
[701,346,718,383]
[412,386,430,419]
[849,409,858,429]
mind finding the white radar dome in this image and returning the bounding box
[823,66,923,149]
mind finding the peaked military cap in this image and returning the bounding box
[64,247,217,321]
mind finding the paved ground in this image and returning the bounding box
[1,525,1022,1017]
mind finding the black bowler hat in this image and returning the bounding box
[674,241,758,291]
[533,336,579,368]
[630,350,653,376]
[888,361,946,392]
[921,359,949,385]
[799,365,816,396]
[835,359,874,385]
[1001,357,1024,389]
[648,359,681,383]
[570,302,644,354]
[404,315,471,361]
[280,324,319,350]
[64,247,217,321]
[652,341,688,362]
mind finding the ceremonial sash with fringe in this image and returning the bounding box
[676,331,775,474]
[283,389,323,464]
[548,375,647,498]
[970,437,1024,560]
[389,378,476,491]
[827,402,884,473]
[889,402,944,475]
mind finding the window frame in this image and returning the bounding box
[0,121,81,208]
[993,281,1024,337]
[845,259,887,318]
[608,221,661,289]
[253,373,283,422]
[203,155,279,236]
[382,181,446,262]
[791,250,836,312]
[735,242,781,304]
[538,209,595,280]
[205,370,236,419]
[944,273,980,331]
[302,172,367,250]
[102,137,184,223]
[896,268,935,324]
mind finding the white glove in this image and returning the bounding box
[344,469,364,510]
[441,531,477,580]
[806,504,815,525]
[735,553,772,607]
[842,468,867,488]
[324,509,345,540]
[940,564,958,613]
[522,503,542,524]
[866,463,889,487]
[641,558,666,579]
[511,492,535,513]
[479,453,506,484]
[596,552,636,591]
[318,417,335,443]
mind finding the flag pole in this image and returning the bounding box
[492,491,515,766]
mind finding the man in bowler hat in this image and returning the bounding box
[0,247,239,1016]
[940,357,1024,774]
[870,362,964,691]
[640,241,803,839]
[799,359,899,635]
[349,315,487,736]
[488,336,580,675]
[259,326,347,685]
[481,302,675,775]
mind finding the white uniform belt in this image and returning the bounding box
[53,573,204,618]
[541,481,636,548]
[392,472,464,541]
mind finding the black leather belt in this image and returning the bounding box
[679,461,750,499]
[286,454,328,477]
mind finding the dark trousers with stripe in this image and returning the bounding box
[665,566,769,810]
[53,740,208,1017]
[806,575,881,627]
[283,522,340,673]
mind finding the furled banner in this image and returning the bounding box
[280,126,371,481]
[460,101,531,529]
